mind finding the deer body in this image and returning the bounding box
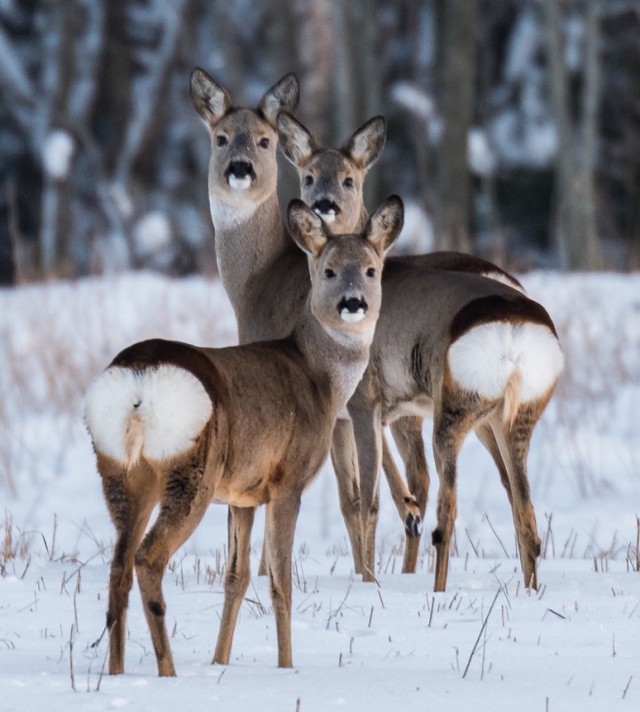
[85,197,402,675]
[190,71,563,591]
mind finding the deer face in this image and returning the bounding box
[205,109,278,208]
[300,150,365,235]
[288,195,403,343]
[278,114,386,235]
[191,69,299,209]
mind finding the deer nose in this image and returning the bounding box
[338,296,368,323]
[226,161,254,179]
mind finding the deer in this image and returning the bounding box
[84,196,403,676]
[190,69,564,592]
[277,112,565,589]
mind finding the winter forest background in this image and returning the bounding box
[1,0,639,286]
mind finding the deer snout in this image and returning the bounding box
[338,296,368,323]
[313,199,341,224]
[225,161,255,190]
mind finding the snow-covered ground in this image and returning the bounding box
[1,271,639,711]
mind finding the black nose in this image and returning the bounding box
[339,297,368,314]
[313,199,341,215]
[226,161,254,179]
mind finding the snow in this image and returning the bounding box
[1,271,639,711]
[468,128,496,176]
[133,212,173,257]
[42,130,75,180]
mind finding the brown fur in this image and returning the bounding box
[192,74,561,594]
[88,197,401,675]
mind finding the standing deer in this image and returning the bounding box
[190,69,563,591]
[85,197,403,675]
[277,112,564,589]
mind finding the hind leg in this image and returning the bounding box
[489,403,545,589]
[475,422,513,504]
[100,458,158,674]
[134,455,214,676]
[432,389,492,592]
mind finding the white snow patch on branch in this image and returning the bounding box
[134,212,173,257]
[42,130,74,180]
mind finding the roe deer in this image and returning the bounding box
[277,112,564,588]
[84,197,403,675]
[190,69,563,591]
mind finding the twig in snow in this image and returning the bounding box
[69,624,76,692]
[546,608,566,620]
[483,514,510,559]
[462,587,501,679]
[325,579,353,630]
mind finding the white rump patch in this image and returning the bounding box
[85,365,212,465]
[228,175,252,190]
[340,308,366,323]
[447,322,564,402]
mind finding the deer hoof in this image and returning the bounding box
[405,513,423,537]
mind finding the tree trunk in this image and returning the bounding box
[435,0,477,252]
[545,0,603,270]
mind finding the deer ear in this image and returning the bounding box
[277,113,318,167]
[365,195,403,255]
[344,116,386,171]
[259,73,300,127]
[288,199,328,257]
[190,68,232,126]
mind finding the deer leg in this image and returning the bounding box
[213,505,255,665]
[265,492,302,668]
[329,418,364,574]
[257,535,268,576]
[134,459,213,677]
[474,422,513,505]
[432,393,487,592]
[489,406,543,590]
[349,399,382,583]
[388,416,429,573]
[101,462,158,675]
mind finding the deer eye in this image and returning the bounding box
[304,175,314,187]
[216,135,228,147]
[258,137,270,149]
[343,177,354,188]
[324,268,336,279]
[366,267,376,278]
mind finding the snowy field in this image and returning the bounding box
[1,270,639,711]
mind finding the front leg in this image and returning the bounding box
[213,506,256,664]
[265,492,302,668]
[330,418,364,574]
[348,394,382,583]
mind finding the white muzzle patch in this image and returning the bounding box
[315,208,336,224]
[340,308,366,323]
[228,175,252,190]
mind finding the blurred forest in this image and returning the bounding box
[0,0,638,285]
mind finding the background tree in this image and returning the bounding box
[433,0,477,253]
[0,0,638,285]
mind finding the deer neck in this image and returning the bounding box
[293,304,372,414]
[212,190,290,310]
[211,189,310,343]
